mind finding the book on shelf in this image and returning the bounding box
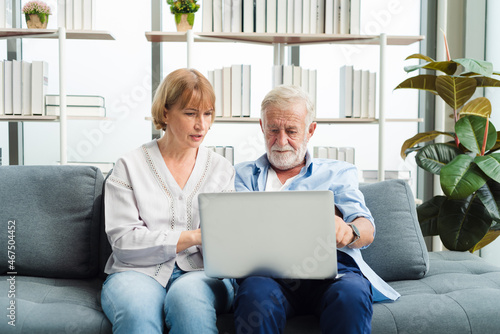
[350,0,361,34]
[243,0,254,32]
[361,170,411,183]
[352,69,362,118]
[313,146,352,162]
[202,0,214,32]
[82,0,95,30]
[12,60,22,115]
[211,64,251,118]
[360,70,369,118]
[65,0,74,29]
[266,0,277,33]
[308,69,317,111]
[214,69,223,117]
[339,0,350,34]
[73,0,83,30]
[277,0,287,33]
[315,0,326,34]
[255,0,266,33]
[286,0,294,33]
[231,0,243,32]
[45,95,105,107]
[223,0,232,32]
[45,105,106,117]
[222,66,231,117]
[339,65,353,118]
[231,64,242,117]
[301,68,309,93]
[22,61,32,116]
[4,60,12,115]
[242,65,251,117]
[293,0,302,33]
[368,72,377,119]
[302,0,310,34]
[213,0,223,32]
[206,145,234,165]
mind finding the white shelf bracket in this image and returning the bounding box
[59,27,67,165]
[378,33,387,181]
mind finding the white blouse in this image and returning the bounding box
[104,140,235,287]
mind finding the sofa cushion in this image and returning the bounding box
[371,251,500,333]
[360,179,429,281]
[0,275,112,333]
[0,165,104,279]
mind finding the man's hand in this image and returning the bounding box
[335,216,374,249]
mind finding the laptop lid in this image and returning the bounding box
[199,191,337,279]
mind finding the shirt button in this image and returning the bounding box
[179,195,183,200]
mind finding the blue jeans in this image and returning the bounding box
[101,266,235,334]
[233,251,373,334]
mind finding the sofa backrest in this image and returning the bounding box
[360,179,430,281]
[0,165,104,279]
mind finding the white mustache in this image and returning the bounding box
[271,145,295,152]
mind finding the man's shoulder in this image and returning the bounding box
[234,160,258,175]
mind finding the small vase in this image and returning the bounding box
[25,13,49,29]
[175,13,194,32]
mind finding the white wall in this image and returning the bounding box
[2,0,421,181]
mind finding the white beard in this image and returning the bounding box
[267,139,308,170]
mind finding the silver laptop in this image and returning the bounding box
[198,191,338,280]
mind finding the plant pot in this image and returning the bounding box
[25,13,49,29]
[175,13,195,32]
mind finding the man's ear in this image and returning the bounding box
[260,119,264,133]
[307,122,317,140]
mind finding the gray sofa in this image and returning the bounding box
[1,165,500,333]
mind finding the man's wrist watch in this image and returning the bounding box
[347,223,361,246]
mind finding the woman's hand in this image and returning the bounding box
[176,228,202,253]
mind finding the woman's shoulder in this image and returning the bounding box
[112,140,157,177]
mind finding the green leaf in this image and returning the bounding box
[438,195,491,251]
[400,130,453,159]
[405,53,435,62]
[460,97,492,118]
[435,76,477,110]
[404,61,458,75]
[470,230,500,252]
[475,153,500,183]
[455,115,497,154]
[440,155,487,199]
[475,180,500,223]
[453,58,494,77]
[417,196,446,236]
[394,75,438,93]
[474,76,500,88]
[415,143,463,175]
[487,132,500,153]
[187,13,195,26]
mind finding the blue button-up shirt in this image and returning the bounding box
[234,151,400,302]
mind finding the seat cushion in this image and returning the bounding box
[0,165,104,279]
[360,179,429,281]
[0,275,112,333]
[372,251,500,333]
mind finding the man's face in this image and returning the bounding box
[261,101,315,171]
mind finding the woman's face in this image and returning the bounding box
[164,93,214,150]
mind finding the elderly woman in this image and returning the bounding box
[101,68,235,333]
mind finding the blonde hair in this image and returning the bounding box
[151,68,216,131]
[261,85,315,126]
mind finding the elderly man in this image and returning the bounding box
[233,85,399,334]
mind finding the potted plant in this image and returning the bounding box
[166,0,200,32]
[395,36,500,252]
[22,0,52,29]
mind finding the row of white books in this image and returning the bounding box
[313,146,355,164]
[201,0,360,34]
[273,65,317,108]
[207,65,251,118]
[0,60,48,116]
[360,170,411,183]
[45,95,106,117]
[339,65,376,119]
[206,146,235,165]
[57,0,97,30]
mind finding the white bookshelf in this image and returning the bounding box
[0,28,115,165]
[145,31,423,181]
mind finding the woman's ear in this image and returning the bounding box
[163,107,168,124]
